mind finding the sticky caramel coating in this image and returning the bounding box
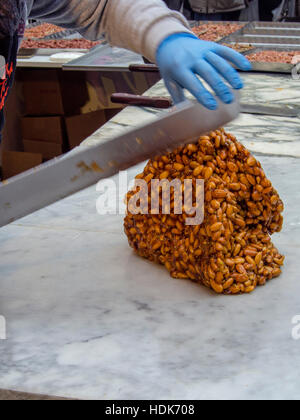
[124,129,284,295]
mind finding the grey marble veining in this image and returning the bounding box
[0,73,300,400]
[82,73,300,159]
[0,155,299,400]
[241,72,300,106]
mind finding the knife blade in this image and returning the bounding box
[0,97,240,228]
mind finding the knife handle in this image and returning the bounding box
[129,64,159,73]
[111,93,172,109]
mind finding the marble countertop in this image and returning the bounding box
[83,72,300,157]
[0,72,300,400]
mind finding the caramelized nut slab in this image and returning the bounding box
[124,129,284,295]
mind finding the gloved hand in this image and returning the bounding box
[156,33,252,110]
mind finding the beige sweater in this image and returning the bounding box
[26,0,192,62]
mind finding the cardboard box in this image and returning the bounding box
[23,140,63,160]
[22,69,65,116]
[65,110,107,149]
[20,68,159,117]
[2,150,42,179]
[21,116,65,144]
[21,69,89,117]
[60,71,89,116]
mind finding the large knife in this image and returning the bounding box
[0,98,240,228]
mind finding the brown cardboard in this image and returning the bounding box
[23,140,63,160]
[22,69,65,116]
[2,150,42,180]
[65,110,107,149]
[59,71,89,116]
[21,116,65,144]
[21,69,89,117]
[20,68,159,118]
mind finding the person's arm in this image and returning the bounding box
[28,0,191,63]
[27,0,251,109]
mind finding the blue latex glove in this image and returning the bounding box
[156,33,252,110]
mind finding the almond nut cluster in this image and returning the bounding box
[124,129,284,294]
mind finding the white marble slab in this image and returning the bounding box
[241,72,300,106]
[0,73,300,400]
[0,153,299,400]
[82,73,300,160]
